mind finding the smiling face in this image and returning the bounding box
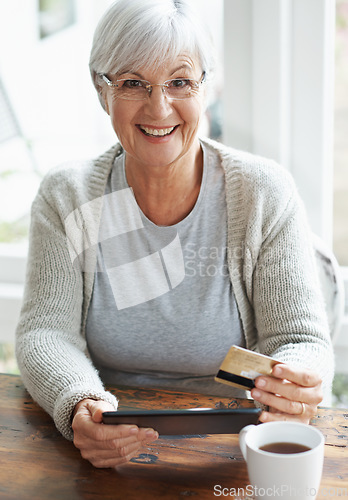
[102,55,206,171]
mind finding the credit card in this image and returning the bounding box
[215,345,282,390]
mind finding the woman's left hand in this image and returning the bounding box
[250,364,323,424]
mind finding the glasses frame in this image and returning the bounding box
[99,72,206,101]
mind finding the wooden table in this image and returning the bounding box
[0,373,347,499]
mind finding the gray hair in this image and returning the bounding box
[89,0,215,108]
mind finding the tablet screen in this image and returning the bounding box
[102,408,261,435]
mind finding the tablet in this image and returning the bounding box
[102,407,261,435]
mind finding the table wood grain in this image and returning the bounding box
[0,373,347,499]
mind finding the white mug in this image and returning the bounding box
[239,421,325,500]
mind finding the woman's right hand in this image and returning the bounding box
[72,398,159,468]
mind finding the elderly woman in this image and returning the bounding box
[16,0,333,469]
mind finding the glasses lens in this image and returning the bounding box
[165,79,199,100]
[116,79,149,100]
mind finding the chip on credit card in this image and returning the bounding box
[215,345,282,391]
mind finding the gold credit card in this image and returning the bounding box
[215,345,282,391]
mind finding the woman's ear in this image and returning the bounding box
[98,88,110,114]
[93,71,110,114]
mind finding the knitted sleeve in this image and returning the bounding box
[15,175,118,441]
[251,170,334,404]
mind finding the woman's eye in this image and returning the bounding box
[170,79,190,88]
[122,79,144,88]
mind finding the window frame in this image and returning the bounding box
[223,0,335,243]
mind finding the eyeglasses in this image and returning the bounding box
[99,72,206,101]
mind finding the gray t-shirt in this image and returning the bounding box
[86,142,245,396]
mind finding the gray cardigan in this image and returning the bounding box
[15,138,334,440]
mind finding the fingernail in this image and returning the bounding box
[273,365,283,376]
[252,389,261,398]
[256,378,266,388]
[145,429,157,438]
[129,427,138,435]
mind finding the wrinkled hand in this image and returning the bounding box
[72,399,158,468]
[250,364,323,424]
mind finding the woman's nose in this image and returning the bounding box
[143,85,173,119]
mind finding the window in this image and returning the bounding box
[223,0,335,244]
[0,1,116,247]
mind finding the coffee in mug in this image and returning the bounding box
[259,442,311,454]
